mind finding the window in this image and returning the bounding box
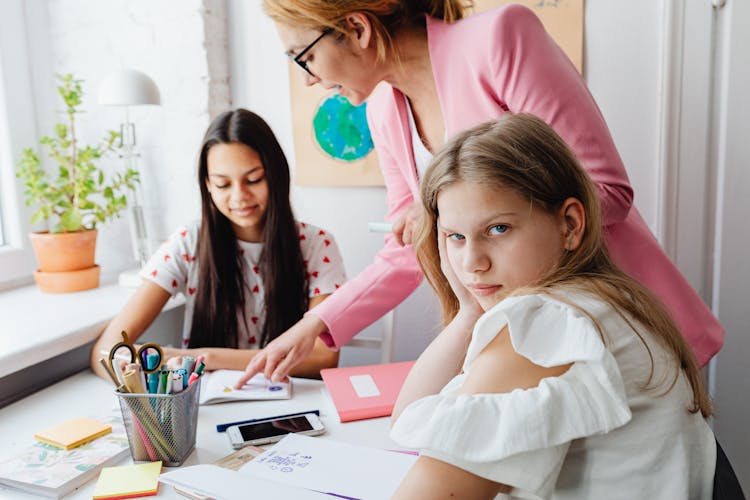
[0,0,41,287]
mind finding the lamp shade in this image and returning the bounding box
[98,69,160,106]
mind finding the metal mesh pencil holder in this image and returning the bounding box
[116,378,201,466]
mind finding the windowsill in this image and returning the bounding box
[0,279,184,378]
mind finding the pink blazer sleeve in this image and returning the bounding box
[311,88,423,349]
[490,5,633,226]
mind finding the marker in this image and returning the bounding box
[148,372,159,394]
[177,368,189,389]
[172,371,184,393]
[368,222,393,233]
[158,370,169,394]
[146,352,160,371]
[181,356,195,374]
[187,361,205,386]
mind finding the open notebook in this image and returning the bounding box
[160,434,418,499]
[199,370,292,405]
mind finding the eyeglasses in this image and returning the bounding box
[291,28,333,77]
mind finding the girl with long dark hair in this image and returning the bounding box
[91,108,345,378]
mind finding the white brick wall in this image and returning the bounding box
[40,0,230,276]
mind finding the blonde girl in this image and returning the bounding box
[390,114,716,499]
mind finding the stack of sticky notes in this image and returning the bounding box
[93,462,162,499]
[34,417,112,450]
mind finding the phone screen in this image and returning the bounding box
[238,416,314,441]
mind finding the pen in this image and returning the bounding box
[215,410,321,433]
[368,222,393,233]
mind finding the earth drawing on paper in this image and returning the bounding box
[312,94,374,162]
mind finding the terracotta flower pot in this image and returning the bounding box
[33,265,101,293]
[29,229,97,272]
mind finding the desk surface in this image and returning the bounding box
[0,370,398,498]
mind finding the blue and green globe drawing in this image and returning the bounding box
[312,94,374,162]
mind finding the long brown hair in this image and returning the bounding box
[416,113,711,417]
[190,109,308,349]
[262,0,471,62]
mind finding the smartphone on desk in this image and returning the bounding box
[226,413,325,449]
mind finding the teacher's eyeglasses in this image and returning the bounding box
[290,28,333,77]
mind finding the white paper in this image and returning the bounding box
[160,464,329,500]
[239,434,418,499]
[199,370,291,405]
[349,374,381,398]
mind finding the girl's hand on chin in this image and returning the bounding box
[437,226,483,321]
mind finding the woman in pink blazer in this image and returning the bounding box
[236,1,722,386]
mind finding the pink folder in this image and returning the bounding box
[320,361,415,422]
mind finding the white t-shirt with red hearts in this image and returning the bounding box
[140,220,346,349]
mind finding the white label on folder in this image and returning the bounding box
[349,374,381,398]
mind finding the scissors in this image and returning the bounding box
[108,330,164,375]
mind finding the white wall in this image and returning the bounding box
[34,0,227,280]
[709,0,750,489]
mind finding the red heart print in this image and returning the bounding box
[172,279,177,288]
[301,222,307,228]
[253,266,259,274]
[182,253,191,262]
[319,230,325,235]
[164,254,171,261]
[249,336,257,344]
[314,288,320,295]
[251,316,259,324]
[335,284,340,289]
[189,287,197,295]
[151,270,157,277]
[324,239,330,246]
[253,285,259,293]
[323,256,330,263]
[312,271,319,278]
[299,234,306,241]
[180,230,187,237]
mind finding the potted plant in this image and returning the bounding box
[16,74,139,293]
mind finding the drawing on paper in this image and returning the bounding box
[313,95,374,162]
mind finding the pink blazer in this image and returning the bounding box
[314,4,723,365]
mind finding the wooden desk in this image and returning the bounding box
[0,370,398,498]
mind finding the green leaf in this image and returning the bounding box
[30,210,44,225]
[60,209,83,231]
[55,123,68,140]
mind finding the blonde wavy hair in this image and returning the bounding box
[262,0,471,63]
[416,113,712,417]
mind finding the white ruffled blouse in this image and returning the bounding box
[391,294,715,499]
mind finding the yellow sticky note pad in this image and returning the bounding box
[34,417,112,450]
[93,461,162,499]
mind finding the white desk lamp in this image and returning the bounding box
[98,69,160,287]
